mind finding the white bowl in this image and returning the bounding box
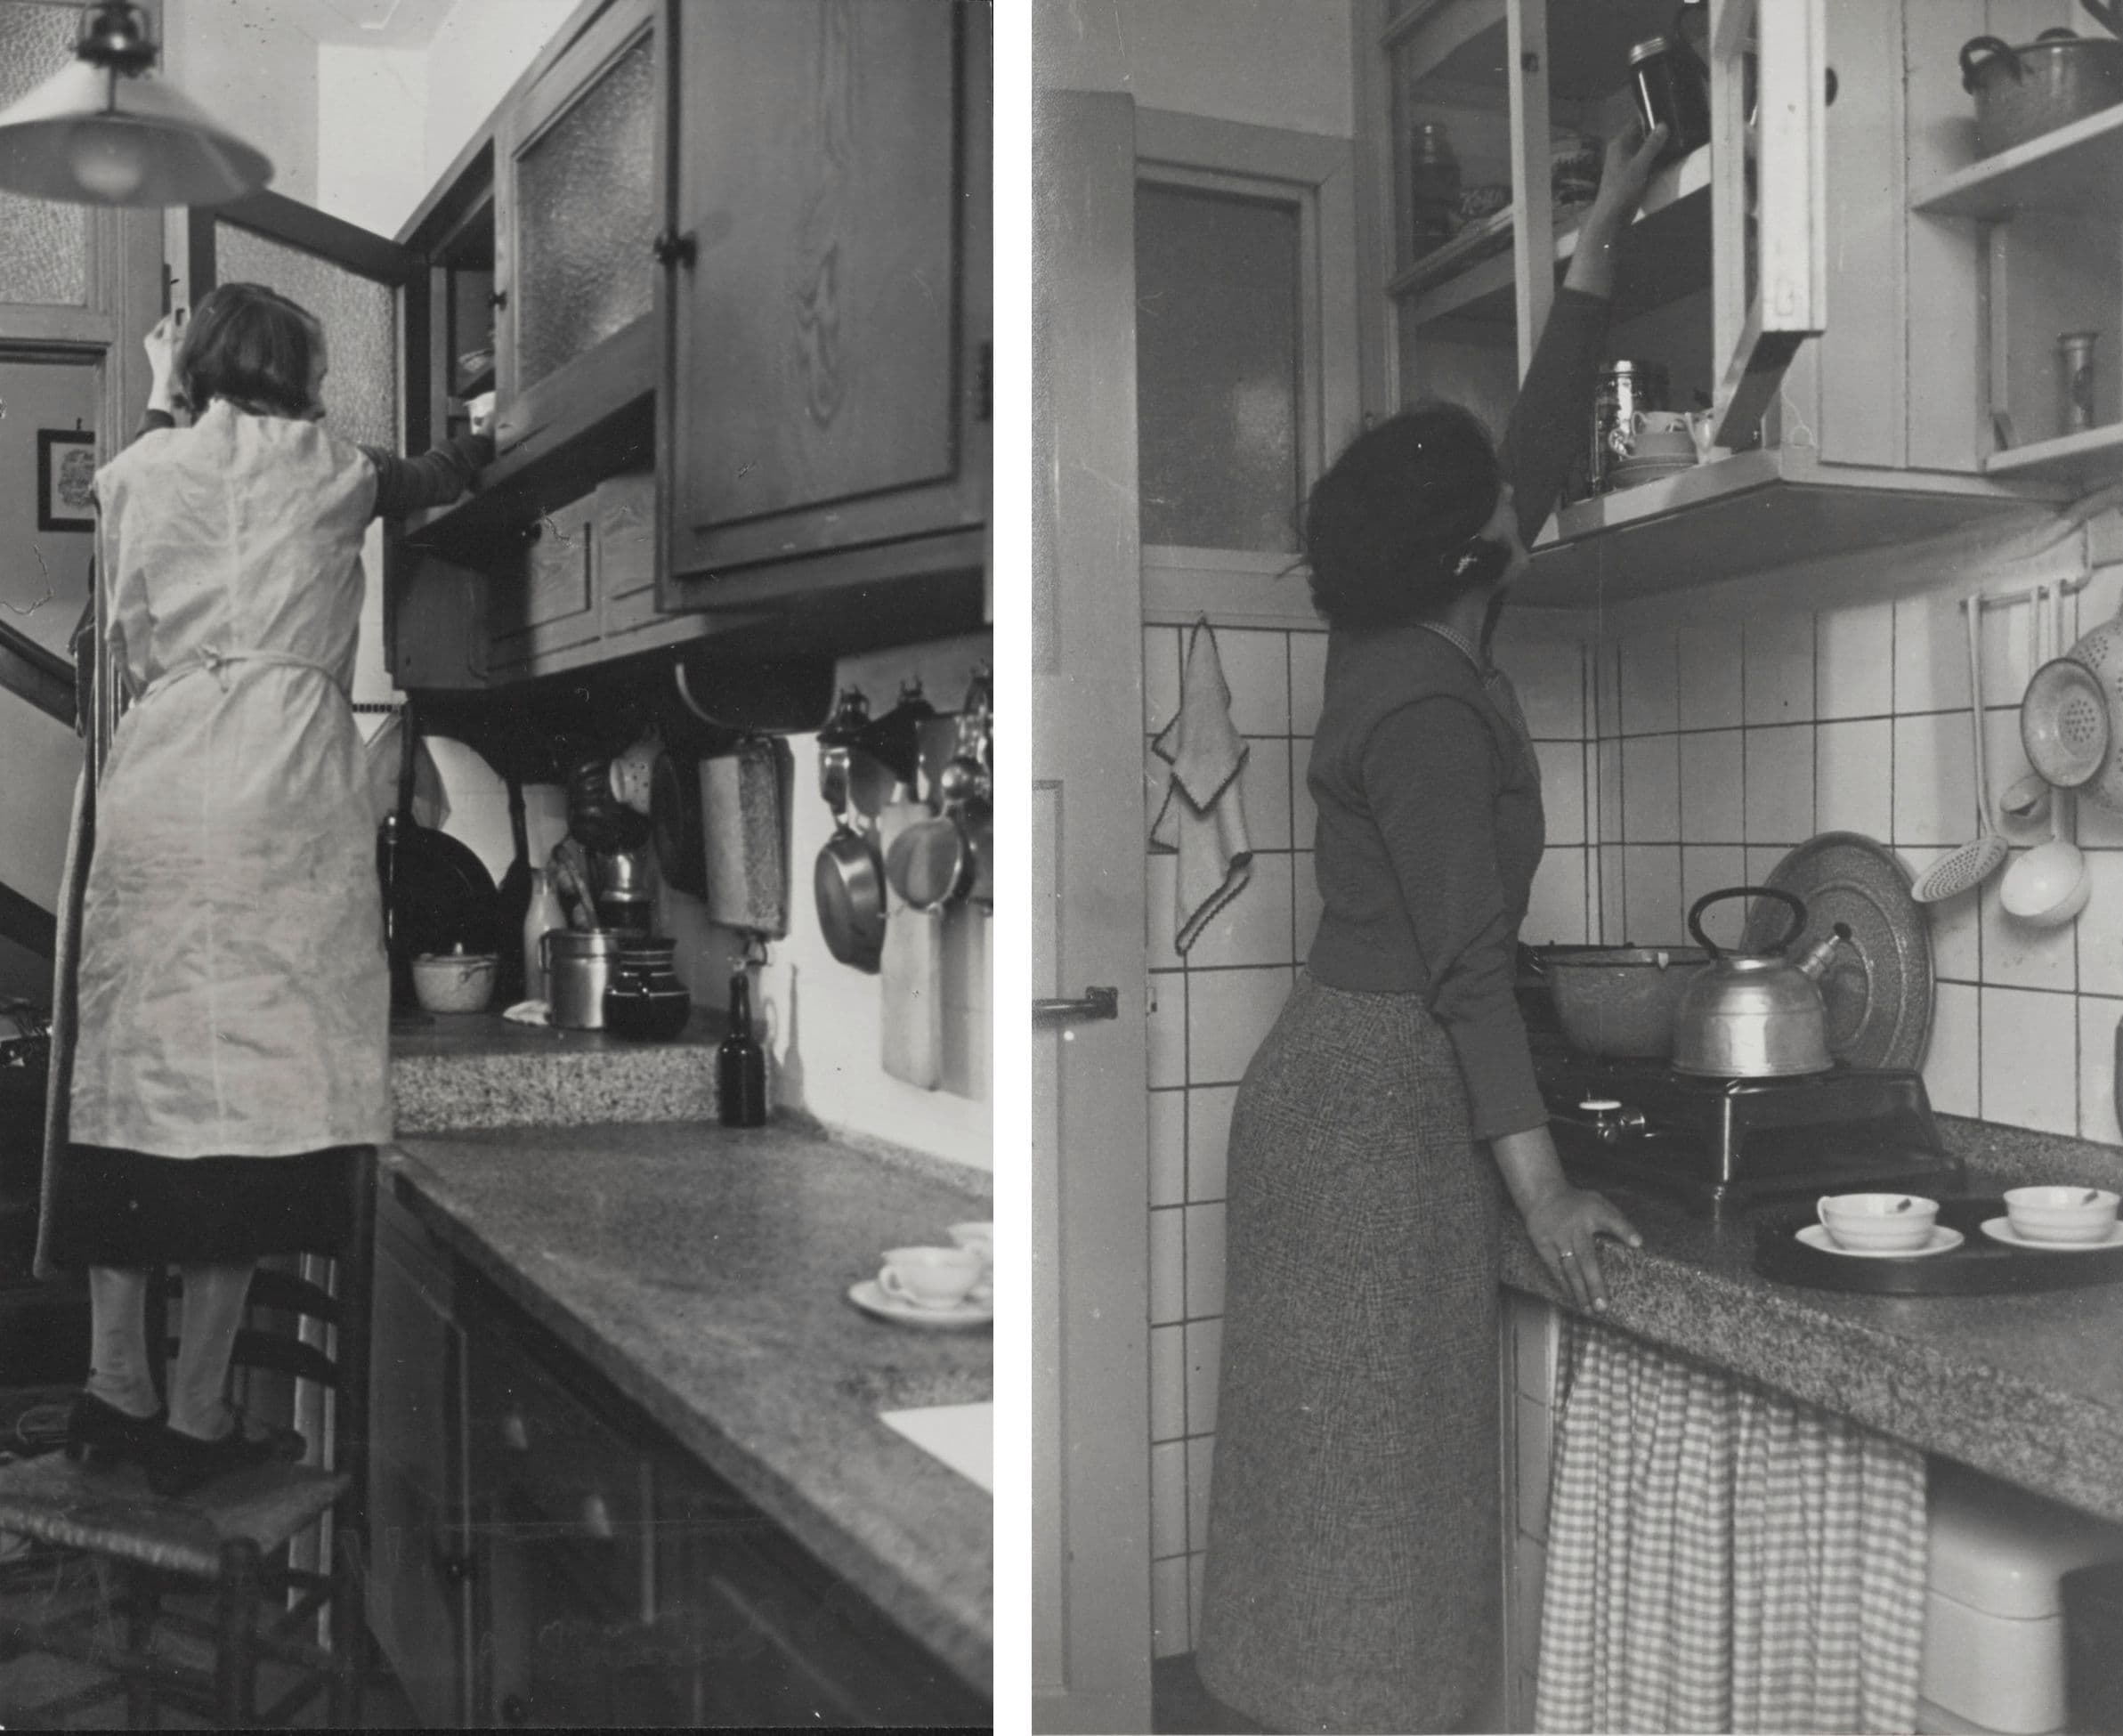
[411,951,497,1014]
[2003,1185,2120,1243]
[1818,1192,1939,1252]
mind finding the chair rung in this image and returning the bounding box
[247,1265,339,1324]
[231,1326,338,1388]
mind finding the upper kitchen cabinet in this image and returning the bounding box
[1365,0,2084,604]
[653,0,991,634]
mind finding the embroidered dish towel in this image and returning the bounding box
[701,738,792,937]
[1151,618,1252,955]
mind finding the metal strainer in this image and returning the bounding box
[2022,654,2111,788]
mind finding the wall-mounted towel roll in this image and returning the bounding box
[1151,618,1252,955]
[700,738,793,937]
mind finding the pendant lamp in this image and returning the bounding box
[0,1,271,206]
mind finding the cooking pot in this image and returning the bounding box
[1533,945,1706,1060]
[1672,887,1849,1078]
[1960,28,2123,158]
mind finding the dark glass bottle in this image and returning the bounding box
[717,970,768,1128]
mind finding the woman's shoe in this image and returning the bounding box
[64,1391,166,1471]
[146,1411,304,1499]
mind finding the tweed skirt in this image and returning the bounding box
[1196,978,1503,1734]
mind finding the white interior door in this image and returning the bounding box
[1032,88,1153,1736]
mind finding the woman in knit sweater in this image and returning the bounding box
[1195,123,1667,1733]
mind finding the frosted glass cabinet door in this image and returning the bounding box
[0,3,87,310]
[659,0,989,594]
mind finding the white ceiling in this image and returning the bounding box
[283,0,458,47]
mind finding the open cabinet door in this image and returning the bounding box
[1710,0,1827,449]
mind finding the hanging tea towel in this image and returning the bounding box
[701,738,792,937]
[1151,618,1252,955]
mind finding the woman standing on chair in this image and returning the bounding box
[1195,124,1665,1734]
[40,283,490,1498]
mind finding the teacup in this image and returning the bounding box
[879,1245,984,1310]
[1623,410,1696,463]
[1817,1192,1939,1252]
[2003,1186,2120,1244]
[1686,409,1731,464]
[949,1221,993,1301]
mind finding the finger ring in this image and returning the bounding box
[1558,1250,1576,1261]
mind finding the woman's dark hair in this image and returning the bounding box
[1303,402,1508,629]
[173,281,319,419]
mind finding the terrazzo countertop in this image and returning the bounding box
[389,1010,725,1132]
[1506,1118,2123,1521]
[384,1119,993,1692]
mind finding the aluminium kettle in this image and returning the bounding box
[1672,886,1851,1078]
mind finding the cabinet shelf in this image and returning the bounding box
[1910,104,2123,223]
[1983,420,2123,488]
[1516,449,2065,606]
[1394,147,1713,330]
[404,313,655,563]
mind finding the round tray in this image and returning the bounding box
[1754,1197,2123,1294]
[1740,832,1933,1072]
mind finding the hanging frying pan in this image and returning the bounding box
[377,701,500,1009]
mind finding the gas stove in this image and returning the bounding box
[1536,1046,1965,1214]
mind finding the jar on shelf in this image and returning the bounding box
[2060,331,2101,434]
[1629,36,1712,160]
[1408,121,1460,258]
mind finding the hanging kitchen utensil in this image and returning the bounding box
[650,743,707,898]
[701,737,791,937]
[879,791,943,1090]
[813,691,886,972]
[1744,833,1933,1072]
[566,750,651,852]
[886,680,992,913]
[1673,887,1850,1078]
[1912,598,2011,903]
[377,699,501,1016]
[494,775,534,1003]
[854,680,936,792]
[2023,582,2111,793]
[1998,769,2054,824]
[2004,591,2094,929]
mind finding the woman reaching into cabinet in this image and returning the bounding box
[1195,123,1666,1734]
[40,284,492,1497]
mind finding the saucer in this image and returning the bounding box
[1795,1223,1964,1259]
[1980,1217,2123,1252]
[847,1278,993,1328]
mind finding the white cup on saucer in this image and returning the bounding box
[948,1221,993,1301]
[879,1245,984,1310]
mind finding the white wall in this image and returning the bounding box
[418,0,582,199]
[163,0,320,204]
[315,44,429,239]
[1035,0,1355,138]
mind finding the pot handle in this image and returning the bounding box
[1960,35,2021,92]
[1687,885,1807,960]
[2038,26,2086,41]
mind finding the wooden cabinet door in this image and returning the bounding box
[367,1191,472,1729]
[657,0,986,604]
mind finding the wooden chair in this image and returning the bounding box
[0,1147,376,1728]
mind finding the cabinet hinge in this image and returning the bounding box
[652,229,698,270]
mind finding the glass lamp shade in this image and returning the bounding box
[0,58,271,206]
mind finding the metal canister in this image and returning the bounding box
[1629,35,1712,159]
[2061,330,2100,434]
[1408,120,1460,258]
[541,928,626,1030]
[1592,360,1670,493]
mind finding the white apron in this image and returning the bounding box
[68,402,388,1158]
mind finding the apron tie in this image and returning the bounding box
[134,647,341,706]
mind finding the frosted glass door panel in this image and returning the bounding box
[1135,185,1301,555]
[215,224,398,451]
[514,30,656,392]
[0,4,87,306]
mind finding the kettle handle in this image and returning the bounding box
[1688,884,1807,959]
[1960,35,2021,91]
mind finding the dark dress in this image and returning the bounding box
[1195,290,1610,1733]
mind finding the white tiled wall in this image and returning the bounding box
[1576,560,2123,1139]
[1139,614,1592,1659]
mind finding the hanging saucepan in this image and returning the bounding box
[854,679,936,793]
[813,689,886,972]
[1960,28,2123,158]
[886,677,993,913]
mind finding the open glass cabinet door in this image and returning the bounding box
[1709,0,1827,449]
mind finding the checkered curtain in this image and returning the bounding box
[1534,1319,1928,1734]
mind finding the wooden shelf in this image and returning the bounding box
[1515,449,2066,606]
[1395,147,1714,330]
[1911,103,2123,222]
[404,314,655,564]
[1984,420,2123,488]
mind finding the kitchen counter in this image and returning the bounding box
[390,1009,725,1132]
[384,1119,993,1692]
[1510,1118,2123,1522]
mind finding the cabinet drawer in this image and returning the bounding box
[474,1322,652,1622]
[486,494,598,669]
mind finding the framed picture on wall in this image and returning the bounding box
[36,428,96,532]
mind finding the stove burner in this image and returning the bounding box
[1536,1049,1964,1214]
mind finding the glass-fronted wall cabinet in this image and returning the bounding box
[1362,0,2083,602]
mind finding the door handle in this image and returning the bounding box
[1033,986,1118,1026]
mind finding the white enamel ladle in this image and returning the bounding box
[2001,586,2093,928]
[1913,595,2010,903]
